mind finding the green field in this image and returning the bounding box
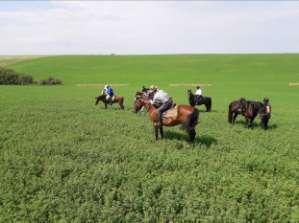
[0,54,298,222]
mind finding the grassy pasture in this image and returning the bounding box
[0,54,299,222]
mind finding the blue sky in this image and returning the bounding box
[0,1,299,55]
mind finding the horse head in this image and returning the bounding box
[95,94,105,105]
[187,89,196,106]
[133,96,150,113]
[135,91,145,98]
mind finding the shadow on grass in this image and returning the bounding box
[267,124,278,130]
[233,120,278,130]
[196,134,218,147]
[196,108,218,113]
[164,131,217,148]
[96,105,126,111]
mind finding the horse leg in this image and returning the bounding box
[264,117,269,130]
[250,118,255,128]
[188,128,196,142]
[250,114,257,128]
[120,102,124,110]
[233,113,238,124]
[245,118,250,128]
[103,102,107,109]
[154,125,159,140]
[159,125,164,139]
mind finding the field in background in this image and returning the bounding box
[0,54,298,222]
[0,55,43,67]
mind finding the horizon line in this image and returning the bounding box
[1,52,299,57]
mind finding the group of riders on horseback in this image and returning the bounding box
[95,84,272,142]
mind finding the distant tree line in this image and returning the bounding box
[0,67,62,85]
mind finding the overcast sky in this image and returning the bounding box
[1,1,299,55]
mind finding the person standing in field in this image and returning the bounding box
[195,85,203,104]
[150,86,173,127]
[260,97,271,130]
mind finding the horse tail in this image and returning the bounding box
[183,108,199,131]
[207,97,212,111]
[228,103,233,123]
[119,96,125,109]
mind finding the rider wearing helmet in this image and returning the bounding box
[102,84,114,103]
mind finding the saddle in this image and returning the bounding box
[105,95,115,102]
[163,105,178,119]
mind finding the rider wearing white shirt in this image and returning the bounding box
[151,88,173,126]
[195,88,202,96]
[195,86,203,104]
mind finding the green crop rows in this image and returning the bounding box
[0,54,298,222]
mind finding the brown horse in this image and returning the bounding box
[243,100,267,129]
[95,94,124,110]
[228,98,271,129]
[133,96,199,142]
[228,98,247,124]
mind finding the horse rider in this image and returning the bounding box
[260,97,271,129]
[150,87,173,126]
[145,85,158,100]
[101,85,114,104]
[194,85,203,104]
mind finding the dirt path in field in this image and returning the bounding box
[77,83,129,87]
[289,82,299,87]
[169,83,212,87]
[0,56,44,67]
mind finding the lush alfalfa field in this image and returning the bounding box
[0,54,298,222]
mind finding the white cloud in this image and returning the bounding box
[0,1,299,55]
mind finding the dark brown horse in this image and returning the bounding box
[228,98,247,124]
[95,94,124,110]
[243,100,267,129]
[133,96,199,142]
[187,90,212,112]
[228,98,271,129]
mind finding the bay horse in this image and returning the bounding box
[243,100,268,129]
[187,90,212,112]
[95,94,124,110]
[133,95,199,142]
[228,98,247,124]
[228,98,271,129]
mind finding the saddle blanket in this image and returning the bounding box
[163,106,178,119]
